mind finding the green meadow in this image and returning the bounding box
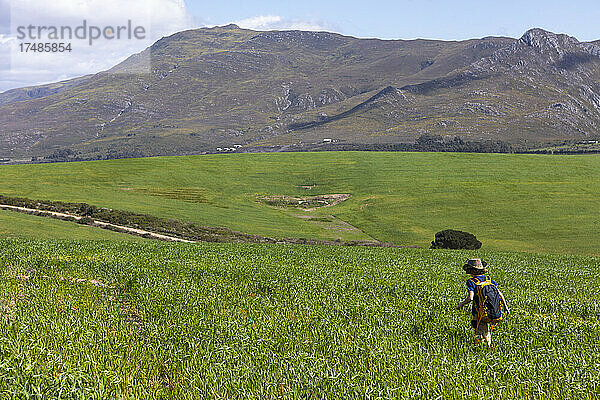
[1,152,599,398]
[1,239,599,399]
[0,152,598,254]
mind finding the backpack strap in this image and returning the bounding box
[475,275,493,288]
[472,275,492,334]
[469,276,480,286]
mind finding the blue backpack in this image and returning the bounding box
[470,276,504,324]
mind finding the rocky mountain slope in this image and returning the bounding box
[0,25,599,159]
[0,75,92,107]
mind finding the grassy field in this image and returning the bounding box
[0,152,598,254]
[1,151,598,253]
[1,239,599,398]
[1,152,596,398]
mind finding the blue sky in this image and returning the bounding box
[187,0,600,41]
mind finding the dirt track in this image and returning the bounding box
[0,204,195,243]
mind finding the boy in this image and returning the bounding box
[456,259,509,346]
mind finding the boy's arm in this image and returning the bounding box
[498,290,510,314]
[456,291,474,310]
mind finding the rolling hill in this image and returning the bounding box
[1,26,600,160]
[0,152,598,255]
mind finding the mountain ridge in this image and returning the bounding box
[1,26,599,160]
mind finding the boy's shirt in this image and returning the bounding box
[466,275,497,317]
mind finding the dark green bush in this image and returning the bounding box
[430,229,482,250]
[76,217,95,225]
[77,203,98,217]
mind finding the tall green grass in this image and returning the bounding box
[1,239,598,398]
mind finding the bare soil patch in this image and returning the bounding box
[257,194,351,211]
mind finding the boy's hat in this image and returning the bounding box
[463,258,487,271]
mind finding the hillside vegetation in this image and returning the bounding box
[0,152,598,255]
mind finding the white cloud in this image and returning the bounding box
[234,15,331,32]
[1,0,195,92]
[234,15,282,31]
[0,3,340,92]
[0,33,12,44]
[10,0,193,33]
